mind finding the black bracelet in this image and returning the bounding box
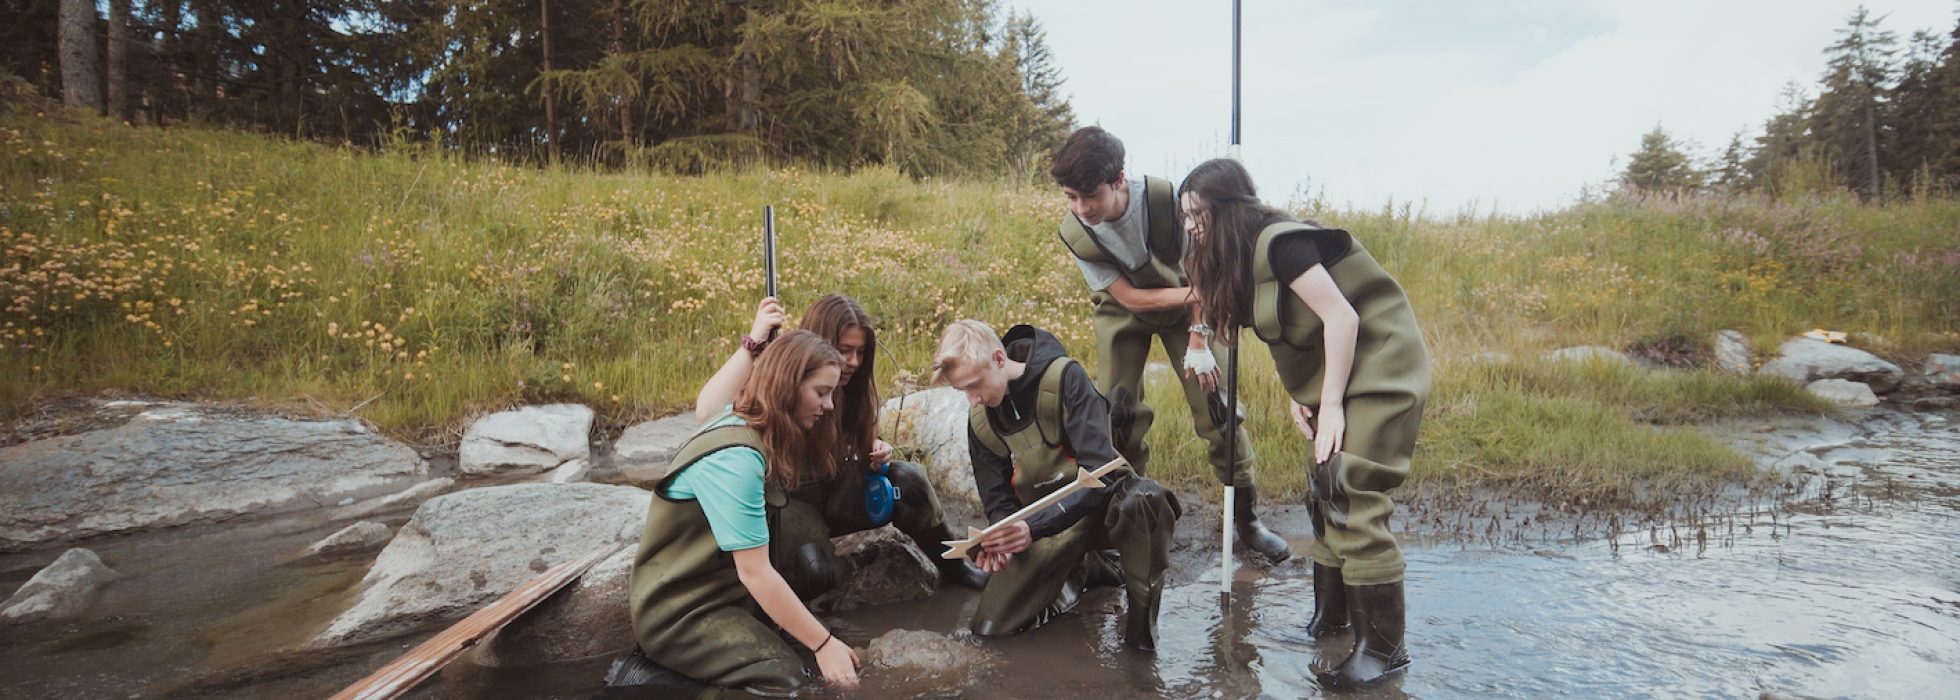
[812,632,834,653]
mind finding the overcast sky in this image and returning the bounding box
[1018,1,1958,216]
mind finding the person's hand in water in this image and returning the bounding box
[813,636,861,689]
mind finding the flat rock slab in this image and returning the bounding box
[0,407,427,552]
[1714,330,1752,374]
[1,548,118,623]
[1807,379,1880,407]
[459,404,594,476]
[310,483,648,648]
[1759,338,1903,392]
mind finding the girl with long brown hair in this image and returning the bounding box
[1181,158,1432,688]
[695,293,988,594]
[629,330,861,694]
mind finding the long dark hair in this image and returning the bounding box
[734,330,843,491]
[798,294,878,463]
[1180,158,1289,345]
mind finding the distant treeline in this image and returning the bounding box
[1626,7,1960,200]
[3,0,1075,176]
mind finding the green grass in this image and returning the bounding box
[5,111,1954,508]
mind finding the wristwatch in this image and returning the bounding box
[1188,323,1212,337]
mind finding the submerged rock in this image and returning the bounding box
[459,404,593,476]
[865,629,993,677]
[310,483,647,648]
[307,521,392,559]
[1,548,118,623]
[475,546,635,667]
[0,407,427,552]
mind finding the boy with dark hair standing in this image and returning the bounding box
[1048,126,1290,563]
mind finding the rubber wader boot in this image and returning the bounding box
[1124,572,1165,652]
[1233,486,1292,563]
[1083,548,1126,589]
[1318,581,1410,688]
[1305,563,1349,637]
[924,522,990,590]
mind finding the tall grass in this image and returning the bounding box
[5,113,1953,506]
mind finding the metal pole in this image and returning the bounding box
[1220,0,1242,597]
[763,205,778,340]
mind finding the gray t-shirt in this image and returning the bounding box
[1071,176,1151,292]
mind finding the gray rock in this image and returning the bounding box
[459,404,594,476]
[1924,354,1960,392]
[881,388,979,510]
[1470,351,1513,364]
[1544,346,1635,366]
[1714,330,1752,374]
[1806,379,1880,407]
[0,408,427,552]
[475,546,634,667]
[549,459,592,484]
[810,528,939,613]
[614,414,703,484]
[310,483,648,648]
[308,521,392,558]
[865,629,993,677]
[1759,338,1904,392]
[1,548,118,623]
[332,478,459,521]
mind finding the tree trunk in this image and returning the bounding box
[542,0,557,164]
[108,0,130,121]
[614,0,631,150]
[193,1,219,121]
[59,0,103,112]
[1864,86,1883,201]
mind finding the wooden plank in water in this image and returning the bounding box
[328,545,619,700]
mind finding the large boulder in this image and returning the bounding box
[474,546,635,667]
[310,483,648,648]
[810,528,939,614]
[0,406,427,552]
[1,548,118,623]
[1759,338,1904,392]
[882,388,979,510]
[459,404,594,476]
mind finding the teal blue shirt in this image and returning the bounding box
[664,410,770,552]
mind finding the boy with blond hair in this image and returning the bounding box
[932,319,1180,650]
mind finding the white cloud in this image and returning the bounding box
[1020,0,1958,215]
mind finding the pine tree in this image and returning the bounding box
[1812,6,1898,200]
[1622,125,1702,193]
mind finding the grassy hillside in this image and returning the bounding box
[7,112,1956,507]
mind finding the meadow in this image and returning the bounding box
[6,112,1957,508]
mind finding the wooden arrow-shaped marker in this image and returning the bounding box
[941,457,1129,560]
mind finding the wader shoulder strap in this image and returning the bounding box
[1035,357,1076,448]
[1252,220,1319,345]
[659,424,783,506]
[969,406,1010,458]
[1057,212,1114,265]
[1142,176,1183,271]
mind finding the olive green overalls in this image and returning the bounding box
[1250,222,1431,586]
[1058,176,1255,486]
[965,358,1181,638]
[769,454,961,597]
[629,423,804,698]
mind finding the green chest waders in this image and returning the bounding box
[964,359,1178,649]
[1251,222,1432,586]
[1060,177,1254,484]
[629,423,804,696]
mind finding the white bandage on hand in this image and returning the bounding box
[1183,346,1218,376]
